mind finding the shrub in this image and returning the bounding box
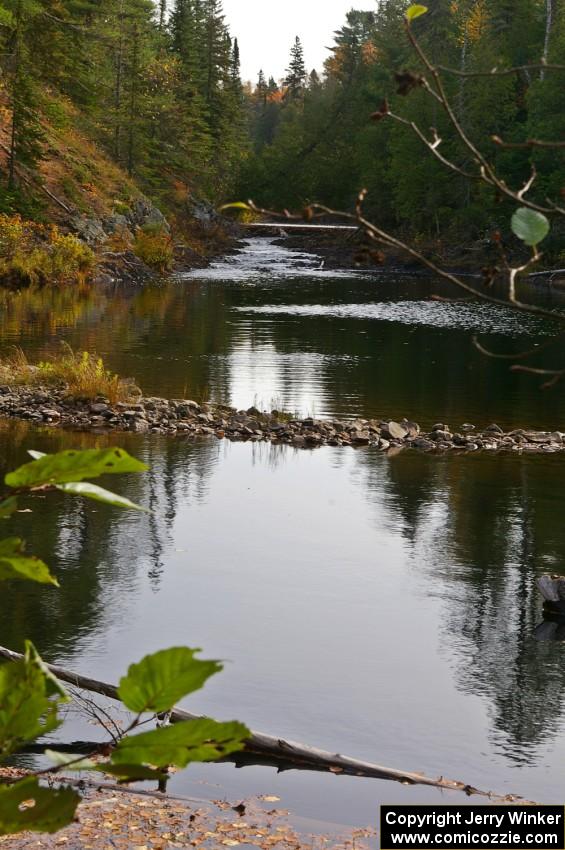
[47,231,95,283]
[0,215,95,285]
[0,214,29,259]
[0,345,141,403]
[133,225,174,273]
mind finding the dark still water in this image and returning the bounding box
[0,237,563,428]
[1,239,565,830]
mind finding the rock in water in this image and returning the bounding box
[537,574,565,603]
[383,421,408,440]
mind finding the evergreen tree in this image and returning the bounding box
[284,36,306,99]
[256,69,268,106]
[1,0,45,187]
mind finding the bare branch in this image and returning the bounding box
[437,62,565,78]
[404,22,565,217]
[493,136,565,150]
[387,111,478,180]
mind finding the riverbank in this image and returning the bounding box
[273,232,565,285]
[0,768,373,850]
[0,384,564,454]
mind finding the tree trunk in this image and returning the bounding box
[541,0,554,81]
[8,0,23,188]
[127,23,139,176]
[0,644,532,803]
[114,0,124,161]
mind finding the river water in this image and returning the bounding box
[1,238,565,831]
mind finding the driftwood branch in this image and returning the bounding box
[529,269,565,278]
[0,645,531,803]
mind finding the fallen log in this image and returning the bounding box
[0,645,530,803]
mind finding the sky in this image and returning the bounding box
[222,0,377,84]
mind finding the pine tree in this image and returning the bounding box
[256,69,268,106]
[1,0,45,187]
[284,36,306,99]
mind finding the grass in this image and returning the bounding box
[133,225,174,273]
[0,345,141,404]
[0,214,95,286]
[251,394,298,422]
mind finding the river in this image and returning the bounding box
[1,238,565,831]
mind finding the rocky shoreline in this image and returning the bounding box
[1,385,564,454]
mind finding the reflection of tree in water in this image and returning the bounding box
[0,422,221,664]
[7,273,565,428]
[353,449,565,765]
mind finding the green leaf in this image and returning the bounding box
[219,202,252,212]
[112,718,249,768]
[0,777,79,835]
[406,4,428,21]
[98,763,168,782]
[6,447,148,489]
[0,538,58,586]
[25,641,69,700]
[0,497,18,519]
[44,752,168,781]
[118,648,222,714]
[511,207,550,247]
[56,482,148,512]
[0,7,14,27]
[45,750,97,770]
[0,652,61,757]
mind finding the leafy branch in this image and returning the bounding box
[0,448,249,836]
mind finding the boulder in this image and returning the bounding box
[103,214,132,237]
[538,575,565,603]
[382,421,408,440]
[70,216,107,246]
[128,198,170,233]
[401,419,420,437]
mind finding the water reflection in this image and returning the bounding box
[1,423,565,810]
[353,449,565,769]
[0,238,563,426]
[2,240,565,821]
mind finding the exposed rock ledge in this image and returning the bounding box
[0,385,563,455]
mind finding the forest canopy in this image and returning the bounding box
[0,0,563,249]
[240,0,565,248]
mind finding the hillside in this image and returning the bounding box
[0,89,239,284]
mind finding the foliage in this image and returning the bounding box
[111,717,248,768]
[511,208,550,247]
[0,538,57,586]
[406,5,427,22]
[0,346,140,403]
[0,0,250,207]
[133,226,174,273]
[238,0,565,248]
[0,216,95,286]
[0,778,80,836]
[118,647,222,713]
[0,448,249,835]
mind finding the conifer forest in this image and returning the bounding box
[1,1,565,847]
